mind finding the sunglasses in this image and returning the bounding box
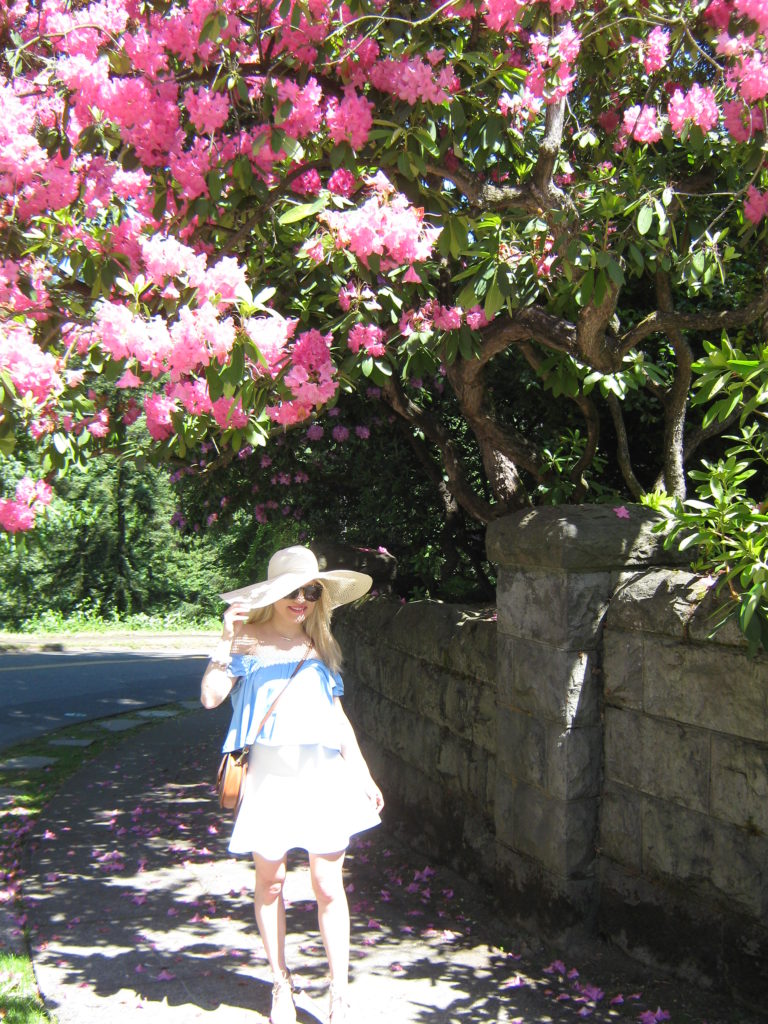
[285,583,324,602]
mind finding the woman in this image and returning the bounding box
[201,545,384,1024]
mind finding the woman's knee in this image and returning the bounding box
[310,852,346,906]
[253,855,287,901]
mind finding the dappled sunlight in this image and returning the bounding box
[17,708,748,1023]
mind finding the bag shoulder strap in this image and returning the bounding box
[251,644,312,742]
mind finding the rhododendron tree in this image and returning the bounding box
[1,0,767,550]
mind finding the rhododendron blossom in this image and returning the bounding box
[325,87,374,150]
[348,323,387,357]
[623,105,663,143]
[0,0,765,545]
[667,84,719,135]
[643,27,670,73]
[734,0,768,32]
[0,476,52,534]
[0,321,62,402]
[321,187,442,271]
[327,168,358,196]
[144,393,179,440]
[276,78,324,139]
[723,99,765,140]
[184,87,230,134]
[283,329,338,408]
[744,185,768,223]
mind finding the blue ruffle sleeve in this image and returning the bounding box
[222,655,344,752]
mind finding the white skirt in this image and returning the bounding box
[228,744,381,859]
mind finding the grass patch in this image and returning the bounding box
[0,705,197,1023]
[0,953,49,1024]
[11,608,220,634]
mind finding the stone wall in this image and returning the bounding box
[334,598,498,882]
[599,568,768,1003]
[335,507,768,997]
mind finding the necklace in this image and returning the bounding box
[275,630,305,642]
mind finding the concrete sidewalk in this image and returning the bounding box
[20,707,760,1024]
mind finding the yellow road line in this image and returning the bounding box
[0,655,208,672]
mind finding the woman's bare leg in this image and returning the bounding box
[252,853,289,976]
[309,850,349,987]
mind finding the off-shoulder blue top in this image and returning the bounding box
[222,651,344,753]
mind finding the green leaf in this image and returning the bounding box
[637,206,653,235]
[277,198,327,225]
[484,275,504,319]
[576,270,594,307]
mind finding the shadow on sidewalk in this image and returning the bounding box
[20,709,761,1024]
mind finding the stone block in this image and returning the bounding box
[710,735,768,834]
[599,783,642,869]
[498,635,601,727]
[610,712,720,815]
[496,569,612,648]
[496,779,597,878]
[471,681,498,754]
[602,629,644,710]
[603,707,642,789]
[1,755,57,770]
[597,858,768,1006]
[337,598,497,683]
[487,504,675,573]
[546,724,602,801]
[605,569,703,637]
[442,675,486,740]
[494,841,597,937]
[496,706,546,788]
[639,716,710,813]
[607,710,713,815]
[640,796,766,916]
[96,717,144,732]
[641,797,715,886]
[711,824,768,917]
[644,639,767,742]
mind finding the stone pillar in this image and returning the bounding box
[486,504,675,937]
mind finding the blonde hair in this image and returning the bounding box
[244,586,342,673]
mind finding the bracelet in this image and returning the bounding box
[209,653,231,671]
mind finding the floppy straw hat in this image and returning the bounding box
[219,545,373,610]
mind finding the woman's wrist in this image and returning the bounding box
[209,638,232,670]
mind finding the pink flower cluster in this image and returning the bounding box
[275,78,324,139]
[245,313,298,377]
[348,323,387,357]
[668,84,719,135]
[642,27,670,74]
[623,105,663,144]
[184,87,230,134]
[320,184,442,272]
[483,0,528,32]
[723,99,765,140]
[734,0,768,32]
[325,87,375,150]
[400,301,490,337]
[267,328,338,425]
[0,476,53,534]
[744,185,768,223]
[0,321,62,403]
[369,56,459,106]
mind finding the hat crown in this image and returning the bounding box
[267,545,319,580]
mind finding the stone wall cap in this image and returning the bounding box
[487,505,688,572]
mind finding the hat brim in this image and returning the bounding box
[220,568,372,610]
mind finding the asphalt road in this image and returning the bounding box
[0,650,209,752]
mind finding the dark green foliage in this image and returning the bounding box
[0,454,224,628]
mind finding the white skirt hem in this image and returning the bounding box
[228,743,381,859]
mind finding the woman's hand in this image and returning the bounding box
[364,777,385,814]
[221,601,250,641]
